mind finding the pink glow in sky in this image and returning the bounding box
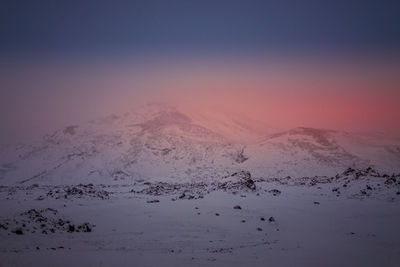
[1,55,399,144]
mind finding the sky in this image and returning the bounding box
[1,0,400,144]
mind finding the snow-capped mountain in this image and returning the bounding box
[246,127,400,178]
[1,103,399,185]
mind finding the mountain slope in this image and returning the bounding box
[0,104,399,185]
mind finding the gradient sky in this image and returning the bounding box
[2,0,400,55]
[1,0,400,144]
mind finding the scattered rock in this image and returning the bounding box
[179,193,195,200]
[343,168,356,176]
[63,125,79,135]
[147,199,160,203]
[161,148,172,156]
[229,171,256,190]
[385,177,397,185]
[76,223,92,232]
[268,217,275,222]
[12,228,23,235]
[68,225,75,232]
[208,247,233,254]
[360,190,367,195]
[135,182,207,199]
[231,147,249,164]
[0,208,95,235]
[44,184,110,200]
[233,205,242,210]
[269,189,281,196]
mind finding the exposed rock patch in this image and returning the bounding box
[0,208,95,235]
[44,184,110,200]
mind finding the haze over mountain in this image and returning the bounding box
[1,103,399,186]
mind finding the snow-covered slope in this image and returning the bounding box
[245,127,400,178]
[1,104,399,185]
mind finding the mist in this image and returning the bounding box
[1,54,399,145]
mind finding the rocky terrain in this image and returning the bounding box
[1,104,399,266]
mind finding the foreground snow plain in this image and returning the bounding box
[1,177,399,267]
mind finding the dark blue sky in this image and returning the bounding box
[1,0,400,58]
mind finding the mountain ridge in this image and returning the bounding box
[1,103,399,185]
